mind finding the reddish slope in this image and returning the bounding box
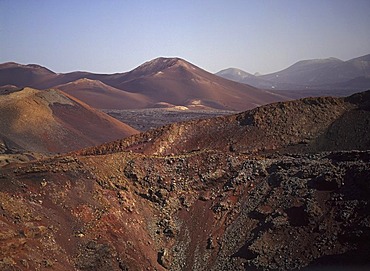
[115,57,287,110]
[0,88,138,153]
[55,78,151,109]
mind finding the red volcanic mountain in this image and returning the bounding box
[108,57,287,110]
[0,87,138,154]
[0,58,288,110]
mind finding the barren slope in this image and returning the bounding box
[79,90,370,157]
[0,88,138,154]
[55,78,150,109]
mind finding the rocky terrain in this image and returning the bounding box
[0,91,369,270]
[79,90,370,157]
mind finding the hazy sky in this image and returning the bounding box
[1,0,370,75]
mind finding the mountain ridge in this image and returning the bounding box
[0,57,288,111]
[76,90,370,158]
[216,54,370,91]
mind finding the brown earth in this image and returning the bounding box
[0,91,369,270]
[0,149,369,270]
[0,87,138,155]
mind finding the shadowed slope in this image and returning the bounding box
[0,62,58,89]
[0,88,138,153]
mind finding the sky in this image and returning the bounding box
[1,0,370,75]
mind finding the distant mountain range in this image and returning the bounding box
[0,58,287,111]
[1,55,369,112]
[216,54,370,91]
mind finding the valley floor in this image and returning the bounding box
[103,108,236,131]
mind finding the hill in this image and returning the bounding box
[0,87,138,154]
[79,90,370,157]
[110,57,287,110]
[0,62,58,89]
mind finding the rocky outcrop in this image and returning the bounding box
[0,149,369,270]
